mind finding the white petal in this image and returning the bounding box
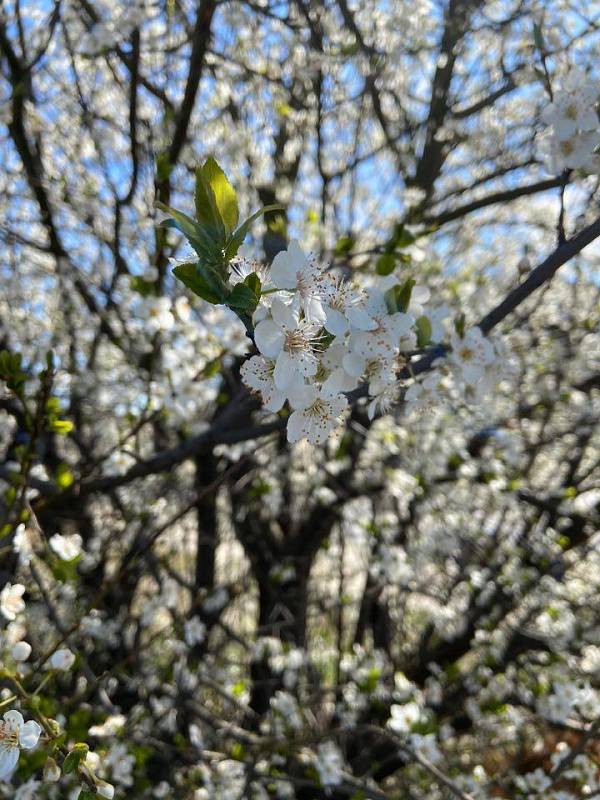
[347,306,377,331]
[3,710,24,728]
[240,356,269,392]
[295,350,318,378]
[253,302,269,324]
[97,781,115,799]
[579,108,599,131]
[389,312,414,336]
[329,394,348,417]
[271,297,298,330]
[322,368,347,396]
[321,341,345,369]
[288,382,317,410]
[342,351,365,378]
[287,239,309,268]
[364,288,388,316]
[19,720,42,749]
[461,364,483,385]
[367,398,377,420]
[352,329,379,358]
[286,410,306,443]
[303,295,326,325]
[274,351,296,390]
[264,391,286,413]
[270,251,297,290]
[0,746,19,780]
[323,307,348,336]
[304,416,328,445]
[398,330,417,352]
[553,117,578,140]
[412,285,430,304]
[255,319,284,358]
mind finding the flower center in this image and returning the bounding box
[0,722,18,747]
[565,102,578,120]
[365,359,381,379]
[307,398,328,418]
[560,140,574,156]
[295,272,309,295]
[284,330,308,353]
[330,293,345,310]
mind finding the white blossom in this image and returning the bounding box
[315,741,344,786]
[0,711,42,780]
[270,240,326,323]
[184,617,207,647]
[0,583,26,621]
[49,533,83,561]
[388,702,422,733]
[255,298,321,391]
[287,385,348,445]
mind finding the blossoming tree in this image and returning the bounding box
[0,1,599,798]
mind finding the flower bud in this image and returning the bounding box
[44,756,61,782]
[50,648,76,671]
[96,780,115,799]
[11,641,32,662]
[84,750,101,771]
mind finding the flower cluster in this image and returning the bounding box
[541,68,600,173]
[239,241,508,444]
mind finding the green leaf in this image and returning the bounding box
[415,315,432,348]
[223,204,285,262]
[243,271,261,300]
[4,486,16,505]
[201,358,222,378]
[384,278,415,314]
[0,350,26,390]
[334,235,354,256]
[51,556,81,583]
[63,744,88,774]
[0,523,13,539]
[78,790,98,800]
[376,253,396,276]
[227,283,256,311]
[55,463,74,489]
[198,157,239,234]
[130,276,156,297]
[49,419,73,436]
[194,169,225,238]
[156,202,219,261]
[227,272,262,333]
[155,151,173,182]
[275,101,293,117]
[533,22,545,52]
[156,202,197,237]
[230,742,245,761]
[454,312,466,338]
[396,278,415,313]
[390,223,416,249]
[340,40,360,57]
[172,262,222,304]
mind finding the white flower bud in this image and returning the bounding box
[50,648,76,670]
[49,533,83,561]
[44,757,61,782]
[96,780,115,799]
[84,750,101,771]
[11,641,32,662]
